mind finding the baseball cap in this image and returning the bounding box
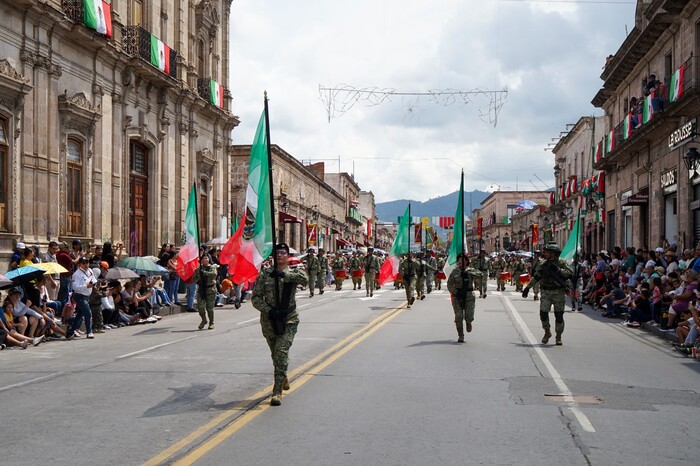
[16,242,25,250]
[100,261,109,269]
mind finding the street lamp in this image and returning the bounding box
[683,147,700,171]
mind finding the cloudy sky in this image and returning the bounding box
[229,0,636,203]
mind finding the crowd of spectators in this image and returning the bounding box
[576,243,700,354]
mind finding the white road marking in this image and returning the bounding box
[0,372,67,393]
[237,316,260,325]
[116,335,202,360]
[503,297,596,433]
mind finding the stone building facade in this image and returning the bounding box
[479,191,550,253]
[0,0,238,268]
[548,116,606,251]
[592,0,698,251]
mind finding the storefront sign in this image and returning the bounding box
[668,118,696,151]
[621,187,649,206]
[661,168,677,194]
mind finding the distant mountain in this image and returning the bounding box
[376,190,490,223]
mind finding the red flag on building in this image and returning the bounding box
[476,217,483,238]
[414,224,422,244]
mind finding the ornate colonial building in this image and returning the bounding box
[0,0,238,266]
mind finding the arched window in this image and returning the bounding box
[66,138,83,235]
[132,0,143,26]
[0,117,8,231]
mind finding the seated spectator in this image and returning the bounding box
[625,288,652,327]
[217,274,234,307]
[665,269,698,330]
[601,281,628,318]
[676,303,700,351]
[664,250,679,274]
[7,287,44,337]
[134,277,159,322]
[1,300,35,348]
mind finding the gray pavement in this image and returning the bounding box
[1,281,699,466]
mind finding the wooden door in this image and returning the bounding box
[130,175,148,256]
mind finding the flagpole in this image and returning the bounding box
[572,206,581,311]
[263,92,282,309]
[193,181,201,252]
[408,204,411,254]
[460,170,464,256]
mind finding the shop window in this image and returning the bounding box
[66,138,83,235]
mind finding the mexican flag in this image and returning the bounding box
[210,80,224,108]
[176,183,200,281]
[150,35,171,74]
[594,141,603,164]
[447,173,466,265]
[643,92,654,124]
[670,63,686,103]
[379,205,410,285]
[605,129,615,153]
[623,113,632,139]
[83,0,112,38]
[227,109,274,285]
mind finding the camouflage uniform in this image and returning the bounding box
[252,265,308,398]
[363,251,381,297]
[349,254,363,290]
[332,255,347,290]
[193,264,218,328]
[475,252,490,298]
[491,256,506,291]
[512,258,526,292]
[399,256,418,307]
[317,251,328,294]
[415,255,428,300]
[447,262,482,341]
[425,253,437,293]
[304,251,320,297]
[523,245,572,345]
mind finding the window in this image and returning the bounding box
[0,118,7,230]
[132,0,143,26]
[198,39,206,77]
[66,139,83,235]
[130,143,147,175]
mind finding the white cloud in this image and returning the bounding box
[229,0,636,202]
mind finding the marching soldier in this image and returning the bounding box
[491,254,506,291]
[522,243,572,346]
[512,257,526,292]
[317,248,328,295]
[475,249,490,298]
[416,252,428,300]
[349,252,363,290]
[193,254,218,330]
[399,252,418,308]
[447,253,482,342]
[304,248,320,297]
[363,247,381,297]
[425,251,437,294]
[332,253,347,290]
[252,243,308,406]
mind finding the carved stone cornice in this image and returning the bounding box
[197,147,218,180]
[0,59,33,139]
[58,91,102,123]
[195,0,221,40]
[19,49,62,77]
[0,59,31,87]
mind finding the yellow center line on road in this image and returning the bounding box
[142,304,407,466]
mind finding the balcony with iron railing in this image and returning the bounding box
[197,77,227,111]
[593,55,697,171]
[122,26,178,80]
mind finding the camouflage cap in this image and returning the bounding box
[544,243,561,254]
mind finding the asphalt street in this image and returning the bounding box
[1,280,699,466]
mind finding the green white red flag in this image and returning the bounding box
[83,0,112,38]
[623,113,632,139]
[643,93,654,124]
[150,35,171,74]
[210,80,224,108]
[670,64,686,103]
[176,183,200,280]
[447,172,465,265]
[379,205,410,285]
[221,110,274,285]
[605,129,615,153]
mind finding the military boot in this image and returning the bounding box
[555,322,565,346]
[533,293,539,301]
[197,311,207,330]
[541,324,551,344]
[456,321,464,342]
[282,376,290,391]
[270,395,281,406]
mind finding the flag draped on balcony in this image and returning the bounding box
[643,93,654,124]
[210,80,225,109]
[83,0,112,38]
[379,205,410,285]
[150,35,172,74]
[605,129,615,153]
[670,63,686,103]
[623,113,632,140]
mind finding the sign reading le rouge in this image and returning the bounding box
[668,118,696,151]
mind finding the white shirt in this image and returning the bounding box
[72,267,96,296]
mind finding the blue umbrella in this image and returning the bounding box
[516,200,538,209]
[5,265,46,282]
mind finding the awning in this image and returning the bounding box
[621,187,649,206]
[331,228,342,234]
[279,212,302,224]
[336,238,352,247]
